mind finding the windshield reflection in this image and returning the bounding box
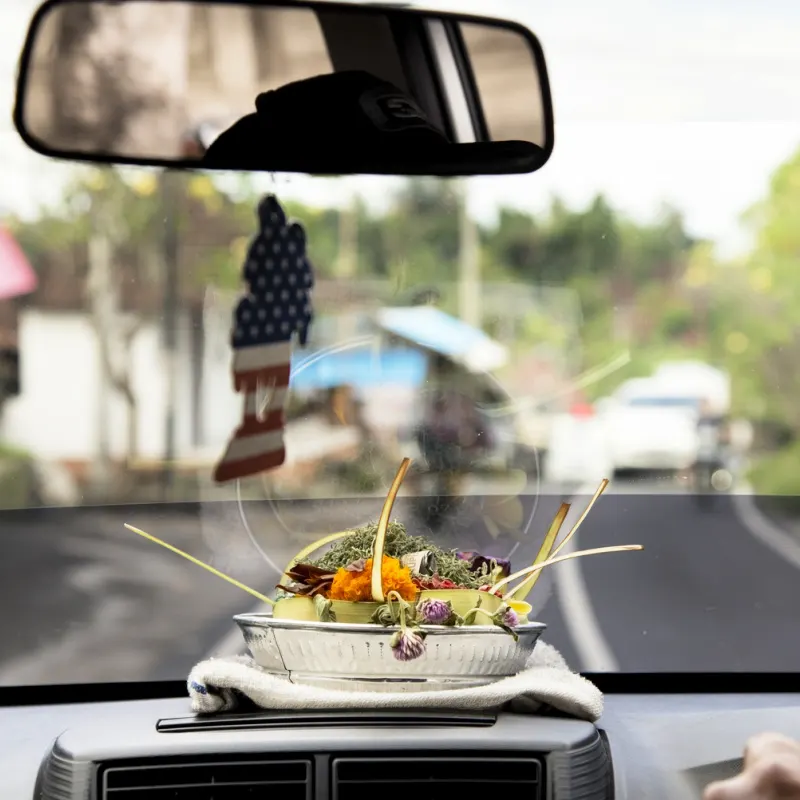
[1,0,800,685]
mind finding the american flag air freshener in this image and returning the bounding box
[213,195,314,484]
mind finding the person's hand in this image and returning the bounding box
[704,733,800,799]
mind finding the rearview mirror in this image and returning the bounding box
[13,0,554,177]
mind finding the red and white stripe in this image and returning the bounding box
[213,341,292,483]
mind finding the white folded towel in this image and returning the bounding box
[188,641,603,722]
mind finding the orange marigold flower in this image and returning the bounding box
[329,555,418,602]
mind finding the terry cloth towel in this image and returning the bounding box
[188,641,604,722]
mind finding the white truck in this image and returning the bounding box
[651,361,752,463]
[599,362,737,475]
[601,377,700,473]
[651,361,731,416]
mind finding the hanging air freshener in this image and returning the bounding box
[213,195,314,483]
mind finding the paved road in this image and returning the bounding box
[0,504,279,684]
[574,486,800,672]
[1,480,799,684]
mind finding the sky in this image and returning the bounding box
[1,0,799,256]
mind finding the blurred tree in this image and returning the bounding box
[381,178,461,291]
[6,168,260,492]
[9,158,794,458]
[41,3,190,155]
[719,145,800,435]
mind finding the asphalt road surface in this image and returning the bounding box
[1,479,799,684]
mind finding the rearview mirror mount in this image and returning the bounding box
[13,0,554,177]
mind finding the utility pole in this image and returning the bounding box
[337,196,358,279]
[86,226,114,493]
[160,171,180,498]
[457,181,480,327]
[335,196,359,341]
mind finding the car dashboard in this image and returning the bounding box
[6,689,800,799]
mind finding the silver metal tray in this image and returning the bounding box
[234,613,547,693]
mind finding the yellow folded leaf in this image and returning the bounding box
[506,599,533,616]
[509,502,569,602]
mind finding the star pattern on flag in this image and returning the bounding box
[233,195,314,348]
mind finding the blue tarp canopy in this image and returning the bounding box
[290,347,426,390]
[375,306,507,373]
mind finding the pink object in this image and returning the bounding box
[0,227,37,300]
[570,402,595,417]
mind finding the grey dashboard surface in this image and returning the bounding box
[4,692,800,799]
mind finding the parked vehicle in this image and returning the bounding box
[602,378,701,474]
[652,361,731,416]
[544,402,614,486]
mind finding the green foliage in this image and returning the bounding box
[0,441,30,459]
[8,150,800,465]
[658,302,694,339]
[0,443,33,509]
[699,146,800,436]
[748,442,800,496]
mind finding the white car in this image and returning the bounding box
[601,383,701,473]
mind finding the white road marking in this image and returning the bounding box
[732,486,800,572]
[552,487,620,672]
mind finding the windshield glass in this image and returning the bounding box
[1,0,799,684]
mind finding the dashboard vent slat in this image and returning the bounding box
[332,755,541,800]
[157,710,497,732]
[101,757,311,799]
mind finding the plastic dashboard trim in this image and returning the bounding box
[2,673,799,707]
[7,693,800,799]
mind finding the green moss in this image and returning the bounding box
[308,520,483,589]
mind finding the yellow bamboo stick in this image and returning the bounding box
[124,523,275,606]
[551,478,609,559]
[371,457,412,603]
[492,544,643,597]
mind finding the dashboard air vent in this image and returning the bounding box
[100,755,311,799]
[332,754,542,800]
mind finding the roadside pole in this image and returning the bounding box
[160,171,180,499]
[457,181,481,327]
[86,212,114,495]
[337,195,358,279]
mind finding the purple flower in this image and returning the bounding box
[457,551,511,579]
[493,557,512,578]
[418,598,451,625]
[501,607,520,629]
[390,629,426,661]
